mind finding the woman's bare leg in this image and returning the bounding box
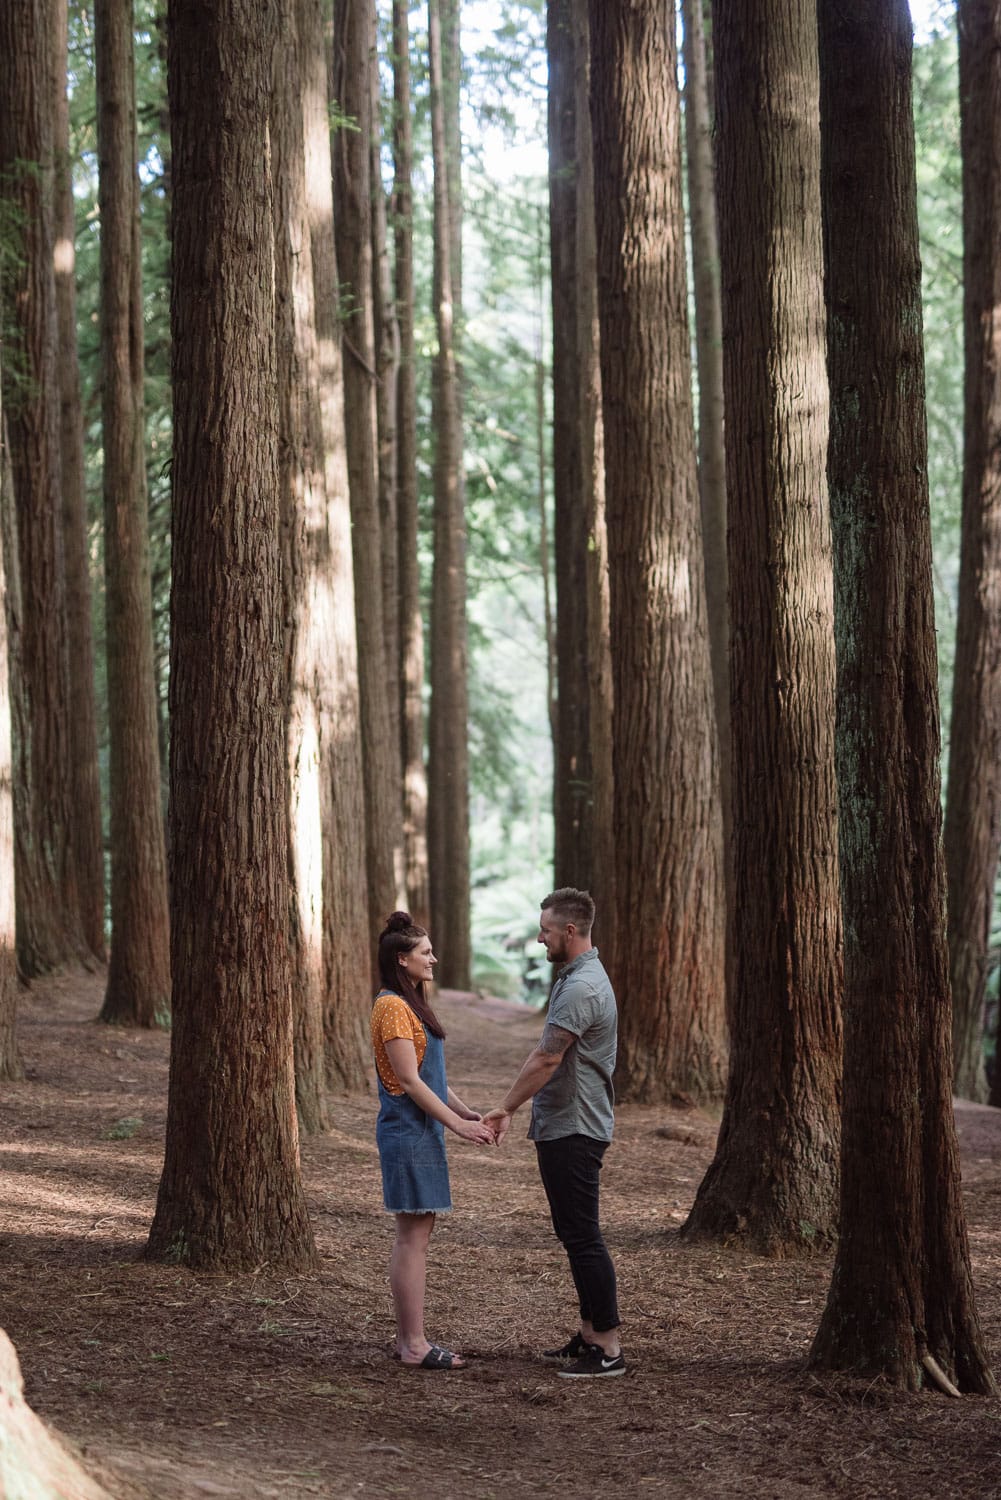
[391,1212,462,1365]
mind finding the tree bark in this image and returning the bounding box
[0,0,89,977]
[52,0,106,965]
[427,0,471,988]
[146,0,316,1270]
[95,0,171,1028]
[810,0,996,1391]
[0,406,22,1082]
[392,0,430,932]
[587,0,726,1101]
[681,0,729,918]
[572,0,614,954]
[331,0,404,945]
[274,0,329,1133]
[682,0,842,1254]
[943,0,1001,1105]
[548,0,593,893]
[371,4,402,767]
[306,0,372,1093]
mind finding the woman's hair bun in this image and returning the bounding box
[383,910,415,934]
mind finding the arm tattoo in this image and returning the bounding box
[538,1022,575,1058]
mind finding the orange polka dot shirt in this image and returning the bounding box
[371,990,426,1095]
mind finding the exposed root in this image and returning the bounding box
[921,1351,962,1398]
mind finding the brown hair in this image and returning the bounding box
[540,887,595,936]
[377,911,446,1039]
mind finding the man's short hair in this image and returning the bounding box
[541,887,595,935]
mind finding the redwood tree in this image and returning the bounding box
[0,403,21,1083]
[304,0,371,1093]
[943,0,1001,1104]
[0,0,88,976]
[587,0,726,1099]
[146,0,315,1270]
[331,0,404,943]
[52,0,105,964]
[573,0,614,948]
[392,0,430,931]
[681,0,728,843]
[427,0,471,988]
[95,0,171,1027]
[683,0,842,1253]
[810,0,995,1391]
[548,0,594,894]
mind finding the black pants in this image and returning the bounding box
[535,1133,619,1334]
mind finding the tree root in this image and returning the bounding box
[921,1352,962,1398]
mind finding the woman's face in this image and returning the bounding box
[400,935,437,985]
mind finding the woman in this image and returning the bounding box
[371,911,494,1370]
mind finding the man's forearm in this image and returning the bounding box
[499,1049,561,1114]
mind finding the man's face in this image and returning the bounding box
[538,910,571,965]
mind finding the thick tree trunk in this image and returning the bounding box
[52,0,106,965]
[682,0,842,1254]
[943,0,1001,1105]
[548,0,593,893]
[681,0,729,913]
[572,0,614,954]
[306,0,371,1093]
[331,0,404,943]
[0,1328,109,1500]
[274,0,329,1133]
[392,0,430,932]
[0,0,88,977]
[427,0,471,987]
[95,0,171,1028]
[810,0,996,1392]
[0,408,22,1083]
[587,0,726,1101]
[146,0,316,1270]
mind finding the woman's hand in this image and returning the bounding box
[456,1106,482,1121]
[450,1116,496,1145]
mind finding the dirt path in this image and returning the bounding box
[2,973,1000,1499]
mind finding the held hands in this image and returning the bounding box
[451,1114,496,1145]
[482,1108,512,1146]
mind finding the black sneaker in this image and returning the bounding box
[557,1343,626,1379]
[542,1331,590,1362]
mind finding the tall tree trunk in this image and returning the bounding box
[306,0,372,1092]
[0,0,88,977]
[681,0,729,918]
[427,0,471,988]
[371,4,402,766]
[146,0,316,1271]
[573,0,614,954]
[95,0,171,1028]
[810,0,996,1392]
[331,0,404,948]
[943,0,1001,1105]
[682,0,842,1253]
[548,0,593,892]
[52,0,106,965]
[0,408,22,1082]
[587,0,726,1101]
[392,0,430,931]
[274,0,328,1132]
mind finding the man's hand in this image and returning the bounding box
[482,1108,512,1146]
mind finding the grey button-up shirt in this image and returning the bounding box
[528,947,617,1143]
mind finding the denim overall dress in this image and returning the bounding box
[375,995,453,1215]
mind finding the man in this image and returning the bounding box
[484,888,624,1378]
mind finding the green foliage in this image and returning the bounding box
[103,1116,144,1139]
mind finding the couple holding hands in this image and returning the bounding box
[370,888,625,1379]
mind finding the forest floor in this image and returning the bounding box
[2,972,1001,1500]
